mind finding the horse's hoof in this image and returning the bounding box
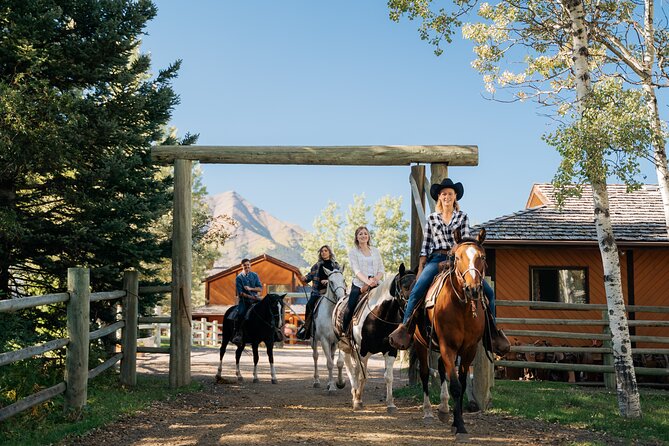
[353,402,363,411]
[328,388,335,396]
[438,410,449,424]
[271,379,278,384]
[386,406,397,415]
[253,378,259,383]
[465,401,480,412]
[455,433,470,443]
[422,415,434,425]
[313,382,321,388]
[336,381,346,390]
[237,376,244,383]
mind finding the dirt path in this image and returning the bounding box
[64,346,623,445]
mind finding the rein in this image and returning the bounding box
[322,271,346,305]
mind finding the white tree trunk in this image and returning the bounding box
[564,0,642,418]
[591,183,642,417]
[642,0,669,237]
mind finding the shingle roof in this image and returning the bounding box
[475,184,668,244]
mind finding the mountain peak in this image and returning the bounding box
[208,191,307,270]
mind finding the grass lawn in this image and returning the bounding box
[0,372,202,446]
[395,379,669,445]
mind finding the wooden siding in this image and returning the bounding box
[631,249,669,347]
[494,246,669,348]
[494,247,629,345]
[206,259,302,306]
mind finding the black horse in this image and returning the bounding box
[334,264,416,412]
[216,293,286,384]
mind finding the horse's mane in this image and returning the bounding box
[457,236,483,246]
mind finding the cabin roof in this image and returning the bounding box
[203,253,305,283]
[476,184,669,245]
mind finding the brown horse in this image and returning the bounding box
[412,228,487,438]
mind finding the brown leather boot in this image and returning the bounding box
[492,328,511,356]
[389,323,412,350]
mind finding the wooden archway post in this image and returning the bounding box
[169,159,193,388]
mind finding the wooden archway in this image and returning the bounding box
[151,145,478,388]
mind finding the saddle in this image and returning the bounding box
[424,270,450,309]
[332,290,371,338]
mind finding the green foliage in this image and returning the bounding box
[0,0,193,405]
[394,380,669,445]
[544,79,654,206]
[301,195,410,276]
[0,371,202,446]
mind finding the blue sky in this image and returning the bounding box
[143,1,657,230]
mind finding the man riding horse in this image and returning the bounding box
[389,178,510,355]
[232,258,263,346]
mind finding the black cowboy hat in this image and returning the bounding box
[430,178,464,201]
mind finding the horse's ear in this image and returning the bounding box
[399,263,405,275]
[323,267,332,275]
[340,264,345,273]
[477,228,486,244]
[454,228,462,244]
[279,293,286,300]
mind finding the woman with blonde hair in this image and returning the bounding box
[389,178,510,354]
[342,226,385,334]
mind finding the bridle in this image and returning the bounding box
[449,242,486,313]
[322,270,346,305]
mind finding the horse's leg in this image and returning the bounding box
[312,337,320,388]
[384,353,397,414]
[267,341,277,384]
[343,352,362,410]
[322,339,336,393]
[252,343,260,383]
[216,339,228,380]
[355,355,370,410]
[235,345,244,382]
[416,342,434,421]
[437,358,450,423]
[336,349,345,389]
[447,362,467,435]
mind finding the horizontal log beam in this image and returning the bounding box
[495,360,669,376]
[90,290,126,302]
[151,145,478,166]
[139,285,171,295]
[137,346,170,354]
[497,300,669,313]
[0,338,69,366]
[88,353,123,380]
[0,382,66,422]
[90,321,125,341]
[138,316,171,324]
[0,293,69,312]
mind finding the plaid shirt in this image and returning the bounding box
[305,259,340,297]
[420,210,471,257]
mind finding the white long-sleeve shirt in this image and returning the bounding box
[348,246,385,288]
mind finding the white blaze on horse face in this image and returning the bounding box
[465,246,479,282]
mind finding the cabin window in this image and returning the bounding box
[530,267,588,304]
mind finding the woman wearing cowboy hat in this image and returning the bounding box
[389,178,510,354]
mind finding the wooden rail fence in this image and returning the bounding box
[494,300,669,388]
[0,268,171,421]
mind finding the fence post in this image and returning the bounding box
[65,267,90,417]
[121,270,138,386]
[602,310,615,389]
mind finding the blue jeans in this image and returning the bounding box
[402,253,496,324]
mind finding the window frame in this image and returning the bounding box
[529,265,590,305]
